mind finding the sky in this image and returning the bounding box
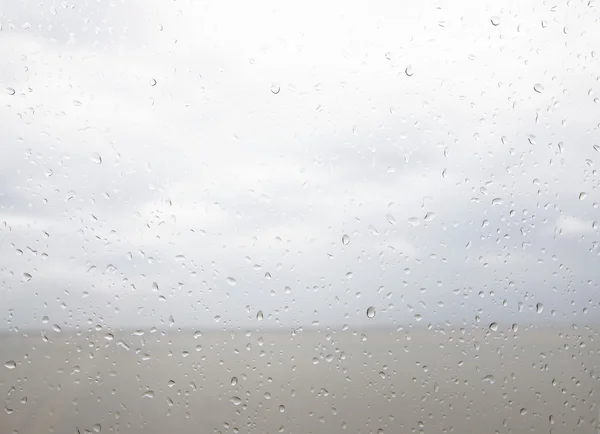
[0,0,599,332]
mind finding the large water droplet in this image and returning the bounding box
[579,192,587,200]
[489,322,498,331]
[341,234,350,245]
[4,361,16,369]
[366,306,376,318]
[536,303,544,313]
[231,396,242,406]
[231,377,238,386]
[6,87,16,95]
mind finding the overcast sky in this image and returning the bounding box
[1,0,599,332]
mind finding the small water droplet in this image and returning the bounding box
[424,212,436,222]
[92,424,101,433]
[520,408,528,416]
[256,310,264,321]
[141,390,154,399]
[279,405,285,412]
[22,273,32,283]
[91,153,102,164]
[231,377,238,386]
[386,214,396,225]
[270,84,280,94]
[231,396,242,406]
[533,83,544,93]
[4,361,16,369]
[536,303,544,313]
[483,374,495,384]
[408,217,420,226]
[511,323,519,332]
[404,65,414,76]
[579,192,587,200]
[366,306,376,318]
[490,16,500,26]
[52,324,62,332]
[6,87,16,95]
[341,234,350,245]
[226,277,237,286]
[150,78,157,86]
[489,322,498,331]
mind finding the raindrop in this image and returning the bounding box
[4,361,16,369]
[22,273,32,283]
[341,234,350,245]
[141,390,154,399]
[489,322,499,332]
[490,16,500,26]
[226,277,237,286]
[279,405,285,413]
[52,324,62,332]
[520,408,528,416]
[533,83,544,93]
[366,306,376,318]
[231,396,242,406]
[93,424,101,433]
[511,323,519,332]
[482,374,495,384]
[579,192,587,200]
[536,303,544,313]
[405,65,414,76]
[386,214,396,225]
[257,310,264,321]
[270,84,280,94]
[407,217,420,226]
[6,87,16,95]
[424,212,436,222]
[150,78,157,86]
[91,153,102,164]
[231,377,238,386]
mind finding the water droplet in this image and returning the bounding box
[226,277,237,286]
[91,153,102,164]
[231,377,238,386]
[386,214,396,225]
[4,361,16,369]
[533,83,544,93]
[231,396,242,406]
[366,306,376,318]
[511,323,519,332]
[405,65,414,76]
[541,20,548,28]
[92,424,101,433]
[482,374,495,384]
[489,322,498,331]
[579,192,587,200]
[22,272,32,283]
[424,212,436,222]
[150,78,157,86]
[520,408,528,416]
[593,145,600,153]
[141,390,154,399]
[52,324,62,332]
[256,310,264,321]
[279,405,285,412]
[490,16,500,26]
[6,87,16,95]
[407,217,420,226]
[536,303,544,313]
[341,234,350,245]
[270,84,280,94]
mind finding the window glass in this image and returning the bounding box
[1,1,599,433]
